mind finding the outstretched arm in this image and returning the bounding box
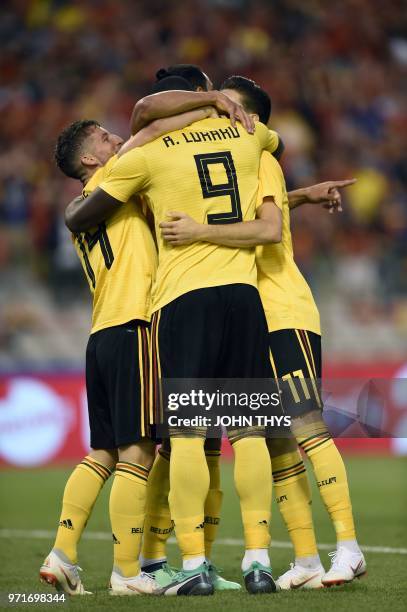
[131,90,254,135]
[160,198,282,248]
[288,179,356,212]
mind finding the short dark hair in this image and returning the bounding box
[156,64,208,91]
[150,75,194,94]
[54,119,99,180]
[220,76,271,124]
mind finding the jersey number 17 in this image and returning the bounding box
[76,223,114,289]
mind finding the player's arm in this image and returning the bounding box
[269,132,284,160]
[65,149,149,233]
[287,179,356,212]
[65,110,212,232]
[160,200,282,247]
[131,90,254,134]
[65,189,122,233]
[118,107,217,157]
[255,123,285,160]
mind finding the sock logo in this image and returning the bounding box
[317,476,337,487]
[276,495,288,504]
[258,519,268,525]
[150,524,174,535]
[131,527,144,534]
[204,516,220,525]
[59,519,74,530]
[112,533,120,544]
[195,522,205,530]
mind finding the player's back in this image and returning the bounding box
[140,117,267,311]
[74,155,157,333]
[256,152,320,335]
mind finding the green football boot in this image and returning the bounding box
[243,561,278,594]
[208,564,242,591]
[159,563,214,596]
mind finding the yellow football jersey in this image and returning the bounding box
[99,118,279,312]
[73,154,158,334]
[256,152,321,334]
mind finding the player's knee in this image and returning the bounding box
[161,438,171,454]
[118,438,156,468]
[204,437,222,453]
[267,436,298,458]
[228,429,266,445]
[89,448,118,470]
[291,409,327,438]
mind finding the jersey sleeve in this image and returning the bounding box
[254,123,284,160]
[99,148,150,203]
[256,151,284,211]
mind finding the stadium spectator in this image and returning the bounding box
[0,0,406,366]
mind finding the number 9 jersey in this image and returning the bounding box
[98,118,280,312]
[73,154,158,334]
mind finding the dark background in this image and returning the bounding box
[0,0,406,368]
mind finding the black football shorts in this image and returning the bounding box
[86,320,151,449]
[151,284,273,439]
[269,328,322,418]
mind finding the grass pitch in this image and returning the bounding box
[1,457,406,611]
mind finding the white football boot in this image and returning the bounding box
[277,562,326,590]
[40,549,91,595]
[109,569,160,595]
[322,547,366,586]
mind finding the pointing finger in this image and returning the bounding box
[329,178,357,189]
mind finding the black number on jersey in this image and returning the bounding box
[194,151,242,224]
[75,223,114,289]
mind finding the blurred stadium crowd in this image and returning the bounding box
[0,0,406,368]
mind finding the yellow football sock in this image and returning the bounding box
[54,455,111,563]
[110,461,150,577]
[233,437,271,549]
[168,437,209,560]
[204,449,223,560]
[141,448,173,560]
[272,450,318,557]
[298,433,356,541]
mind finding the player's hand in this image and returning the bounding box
[213,91,255,134]
[160,212,204,246]
[305,179,356,213]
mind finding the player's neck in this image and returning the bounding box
[81,167,97,186]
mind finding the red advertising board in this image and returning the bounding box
[0,374,88,467]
